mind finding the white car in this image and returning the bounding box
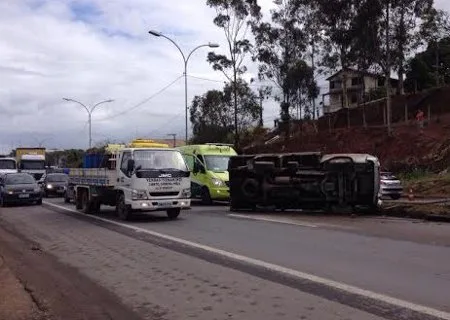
[380,172,403,200]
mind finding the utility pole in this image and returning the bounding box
[167,134,177,147]
[385,0,392,136]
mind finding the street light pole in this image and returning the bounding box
[148,30,219,143]
[63,98,114,149]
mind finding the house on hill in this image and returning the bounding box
[322,68,399,114]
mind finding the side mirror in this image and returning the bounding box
[127,159,135,173]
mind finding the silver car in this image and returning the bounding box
[380,172,403,200]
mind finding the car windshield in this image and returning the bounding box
[381,172,398,180]
[0,160,16,170]
[204,155,231,172]
[134,150,188,171]
[47,174,68,182]
[20,160,45,170]
[4,174,35,185]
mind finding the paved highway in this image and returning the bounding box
[1,198,449,320]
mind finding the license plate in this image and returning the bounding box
[158,201,172,207]
[19,194,30,198]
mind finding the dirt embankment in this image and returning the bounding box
[246,118,450,173]
[246,86,450,173]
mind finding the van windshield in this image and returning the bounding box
[134,150,188,171]
[20,160,45,170]
[0,160,16,170]
[204,155,231,172]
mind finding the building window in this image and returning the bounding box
[330,81,335,89]
[351,77,361,86]
[351,94,358,104]
[378,78,385,87]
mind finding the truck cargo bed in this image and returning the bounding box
[68,168,117,187]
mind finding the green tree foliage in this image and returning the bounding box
[389,0,434,94]
[251,0,318,138]
[405,37,450,91]
[206,0,261,146]
[189,80,261,144]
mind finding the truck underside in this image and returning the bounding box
[228,153,380,213]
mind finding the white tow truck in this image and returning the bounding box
[67,139,191,220]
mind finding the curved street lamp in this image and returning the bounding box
[148,30,219,143]
[63,98,114,149]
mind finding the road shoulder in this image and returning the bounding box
[0,220,141,320]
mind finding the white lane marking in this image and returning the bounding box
[44,201,450,320]
[229,213,318,228]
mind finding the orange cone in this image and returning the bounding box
[408,188,414,201]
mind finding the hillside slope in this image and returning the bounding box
[245,115,450,173]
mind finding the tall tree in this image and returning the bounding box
[389,0,433,95]
[190,81,261,143]
[420,8,450,86]
[315,0,363,128]
[405,36,450,91]
[206,0,261,147]
[251,0,318,139]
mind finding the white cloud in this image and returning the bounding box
[1,0,448,153]
[0,0,281,153]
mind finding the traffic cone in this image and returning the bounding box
[408,188,414,201]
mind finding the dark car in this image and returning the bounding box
[0,173,42,207]
[40,173,68,197]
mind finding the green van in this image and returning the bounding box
[178,143,237,204]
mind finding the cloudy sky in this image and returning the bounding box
[1,0,449,153]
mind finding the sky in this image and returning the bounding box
[1,0,449,153]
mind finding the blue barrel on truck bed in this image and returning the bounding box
[83,154,104,168]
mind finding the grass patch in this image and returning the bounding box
[382,203,450,218]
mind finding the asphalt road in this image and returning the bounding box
[1,198,450,320]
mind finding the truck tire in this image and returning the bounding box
[116,194,132,221]
[75,190,82,210]
[201,187,212,205]
[64,191,70,203]
[167,208,181,220]
[241,178,260,199]
[80,190,92,214]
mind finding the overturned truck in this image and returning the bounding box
[228,152,381,213]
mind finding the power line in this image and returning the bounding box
[97,76,183,122]
[187,75,273,89]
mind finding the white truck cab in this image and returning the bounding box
[0,157,18,175]
[68,140,191,220]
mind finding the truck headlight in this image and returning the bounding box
[182,188,191,198]
[211,178,225,187]
[132,189,148,200]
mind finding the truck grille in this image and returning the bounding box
[149,192,179,197]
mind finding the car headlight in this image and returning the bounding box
[46,184,53,189]
[211,178,225,187]
[182,188,191,198]
[132,189,148,200]
[7,190,14,195]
